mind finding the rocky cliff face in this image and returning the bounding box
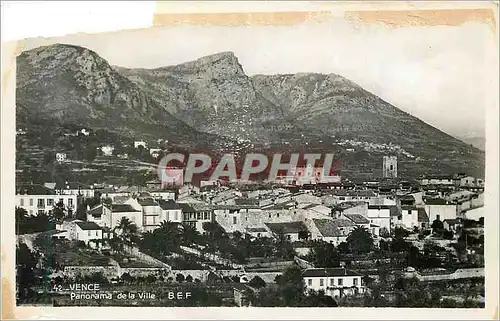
[16,44,236,151]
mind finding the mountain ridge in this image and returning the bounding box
[16,44,485,178]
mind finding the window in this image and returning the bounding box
[330,279,335,286]
[233,217,237,224]
[37,199,45,208]
[338,278,343,286]
[269,214,271,218]
[197,213,202,220]
[175,212,178,221]
[96,231,99,236]
[204,212,208,220]
[29,199,33,206]
[68,198,73,206]
[407,210,411,214]
[398,215,402,220]
[20,199,24,206]
[320,279,324,286]
[277,213,280,218]
[286,235,291,240]
[88,231,91,236]
[47,199,54,206]
[354,278,358,286]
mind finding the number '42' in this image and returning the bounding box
[53,284,63,292]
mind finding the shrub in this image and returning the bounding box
[176,273,185,283]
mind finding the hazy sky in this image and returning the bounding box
[22,17,495,139]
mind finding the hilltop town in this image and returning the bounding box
[15,135,485,308]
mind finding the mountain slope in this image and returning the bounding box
[16,44,236,152]
[118,53,484,177]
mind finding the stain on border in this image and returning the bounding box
[153,11,332,26]
[345,8,497,31]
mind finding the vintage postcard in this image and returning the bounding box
[2,1,499,319]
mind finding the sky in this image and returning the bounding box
[21,17,495,139]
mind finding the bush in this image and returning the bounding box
[176,273,185,283]
[185,275,193,282]
[248,276,266,289]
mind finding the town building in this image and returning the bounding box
[16,185,77,216]
[157,199,183,223]
[303,268,365,298]
[265,221,308,242]
[382,156,397,178]
[180,203,214,233]
[55,152,67,163]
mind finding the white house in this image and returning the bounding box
[74,221,103,245]
[180,203,214,233]
[125,198,162,232]
[265,221,308,242]
[149,148,162,158]
[134,140,147,149]
[158,199,183,223]
[462,206,484,221]
[367,205,392,234]
[303,268,365,298]
[424,199,458,222]
[149,190,177,201]
[100,145,115,156]
[87,203,143,230]
[16,185,77,216]
[309,218,355,246]
[55,152,67,163]
[392,206,429,230]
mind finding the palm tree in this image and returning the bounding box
[114,217,140,247]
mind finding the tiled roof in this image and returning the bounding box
[234,198,259,206]
[158,199,182,210]
[265,221,307,234]
[75,221,102,231]
[312,219,354,237]
[246,227,269,233]
[16,184,55,195]
[344,213,370,224]
[88,205,104,216]
[424,198,450,205]
[417,208,429,222]
[137,198,159,207]
[443,219,461,225]
[368,205,392,210]
[111,204,140,213]
[303,268,362,277]
[333,190,376,197]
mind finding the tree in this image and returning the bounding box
[308,242,340,268]
[52,201,66,222]
[431,218,444,235]
[114,217,140,246]
[16,243,39,303]
[249,276,266,289]
[185,275,193,282]
[203,221,226,240]
[298,230,310,241]
[346,227,374,255]
[176,273,185,283]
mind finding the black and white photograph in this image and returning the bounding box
[2,1,498,317]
